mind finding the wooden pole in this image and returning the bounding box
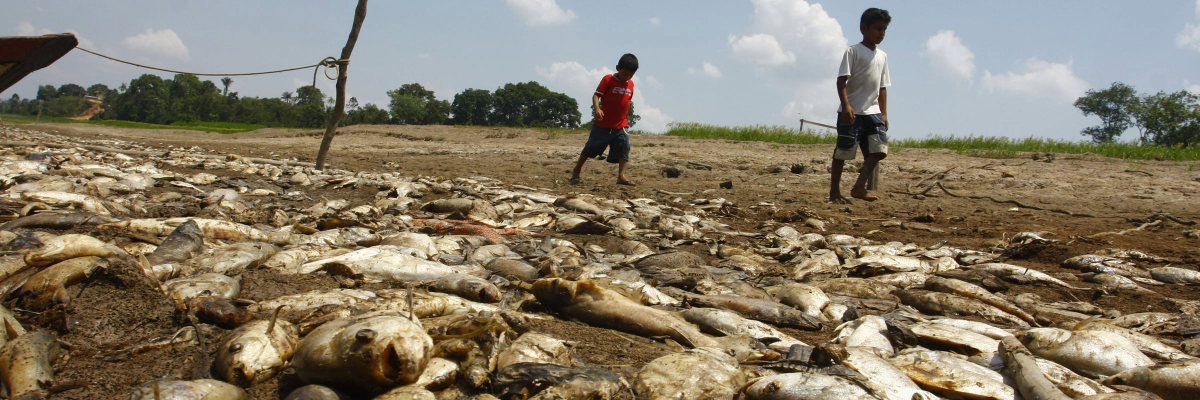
[315,0,368,171]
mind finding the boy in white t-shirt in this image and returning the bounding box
[830,7,891,204]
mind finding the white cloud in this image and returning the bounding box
[1180,1,1200,51]
[981,59,1091,104]
[729,0,849,124]
[535,61,674,133]
[123,28,190,61]
[649,17,661,25]
[923,30,975,83]
[1186,80,1200,94]
[505,0,576,27]
[729,34,796,67]
[687,62,721,78]
[643,75,663,88]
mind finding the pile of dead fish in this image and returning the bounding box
[0,125,1197,399]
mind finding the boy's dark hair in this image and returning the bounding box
[617,53,639,72]
[860,8,891,26]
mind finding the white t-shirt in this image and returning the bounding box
[837,42,891,115]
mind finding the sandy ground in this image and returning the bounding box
[5,121,1200,399]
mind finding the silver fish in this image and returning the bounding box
[1020,327,1154,378]
[214,316,299,386]
[1105,361,1200,400]
[531,278,717,348]
[635,347,747,400]
[292,311,434,387]
[742,372,876,400]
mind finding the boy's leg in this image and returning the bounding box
[617,159,629,182]
[570,155,588,180]
[830,159,850,204]
[850,153,884,201]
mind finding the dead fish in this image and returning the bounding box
[969,263,1081,289]
[285,385,345,400]
[186,296,255,329]
[1149,267,1200,284]
[554,215,613,235]
[0,255,29,284]
[301,245,473,282]
[1020,327,1154,378]
[24,233,131,268]
[0,211,118,231]
[825,344,939,400]
[935,269,1011,292]
[924,276,1037,325]
[867,271,930,289]
[928,317,1014,339]
[910,322,1003,369]
[128,378,247,400]
[248,289,377,315]
[832,315,894,357]
[888,347,1016,400]
[164,273,240,303]
[18,256,106,310]
[144,219,205,267]
[792,250,841,280]
[530,278,718,348]
[1105,361,1200,400]
[1036,356,1116,398]
[497,332,571,369]
[292,311,433,387]
[431,273,501,303]
[681,308,807,351]
[484,258,540,282]
[192,242,279,274]
[1087,273,1156,293]
[742,372,877,400]
[674,291,821,330]
[105,218,266,242]
[590,277,681,306]
[214,314,299,386]
[0,330,60,399]
[553,196,605,215]
[772,283,829,320]
[847,254,935,276]
[1072,318,1196,362]
[379,232,438,255]
[1063,255,1151,279]
[635,251,705,270]
[635,347,746,400]
[999,335,1075,400]
[494,363,624,400]
[897,289,1030,328]
[815,277,898,301]
[422,198,475,214]
[21,190,111,215]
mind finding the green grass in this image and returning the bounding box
[664,122,1200,161]
[0,113,262,134]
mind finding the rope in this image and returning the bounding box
[74,46,347,85]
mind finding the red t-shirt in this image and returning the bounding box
[594,74,634,129]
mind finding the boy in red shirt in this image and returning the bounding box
[569,53,638,186]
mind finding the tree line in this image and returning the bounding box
[1,74,640,130]
[1075,82,1199,146]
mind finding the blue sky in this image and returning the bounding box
[5,0,1200,140]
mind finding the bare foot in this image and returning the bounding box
[829,194,852,204]
[850,189,878,202]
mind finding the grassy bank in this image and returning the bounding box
[0,113,263,134]
[664,122,1200,161]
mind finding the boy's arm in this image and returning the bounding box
[878,87,888,131]
[837,76,854,124]
[592,93,603,122]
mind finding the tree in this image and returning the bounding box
[344,103,391,125]
[387,83,449,125]
[36,85,57,101]
[293,85,328,127]
[347,96,360,112]
[451,88,493,126]
[627,101,640,128]
[1133,90,1200,147]
[1074,82,1138,143]
[57,83,87,98]
[281,91,294,105]
[86,84,109,98]
[221,77,233,96]
[490,81,580,128]
[112,74,170,124]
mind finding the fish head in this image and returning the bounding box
[1103,367,1150,388]
[335,315,433,386]
[531,278,578,307]
[217,335,275,386]
[469,280,502,303]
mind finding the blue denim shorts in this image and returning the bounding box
[834,113,888,161]
[580,125,630,163]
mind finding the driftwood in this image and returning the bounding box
[0,140,314,167]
